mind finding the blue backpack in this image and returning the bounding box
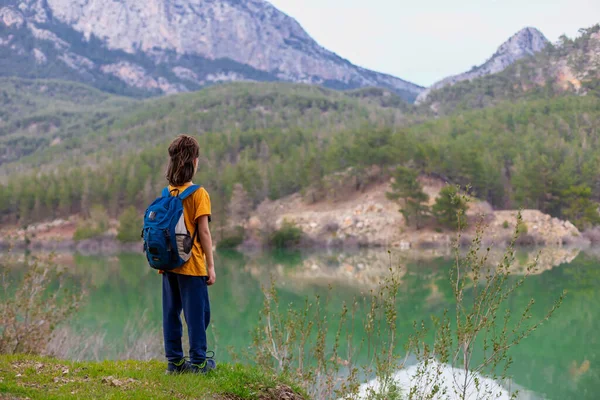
[142,185,201,271]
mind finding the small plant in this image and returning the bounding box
[117,206,141,243]
[269,221,303,249]
[217,226,246,250]
[514,218,534,245]
[73,226,103,241]
[73,204,109,241]
[252,257,407,400]
[517,219,528,235]
[0,254,84,355]
[502,220,510,229]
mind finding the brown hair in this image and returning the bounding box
[166,135,200,186]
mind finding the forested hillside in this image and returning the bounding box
[0,78,135,166]
[418,25,600,115]
[407,96,600,228]
[0,80,415,231]
[2,91,600,231]
[0,81,411,177]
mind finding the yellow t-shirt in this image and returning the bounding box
[166,182,212,276]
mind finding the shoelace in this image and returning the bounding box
[192,351,216,369]
[172,357,190,367]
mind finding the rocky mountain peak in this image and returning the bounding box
[492,27,549,63]
[0,0,423,101]
[416,27,549,103]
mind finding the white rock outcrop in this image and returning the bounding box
[100,62,187,93]
[32,48,47,64]
[0,7,24,27]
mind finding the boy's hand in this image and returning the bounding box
[207,266,216,286]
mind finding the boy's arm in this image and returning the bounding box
[198,215,215,285]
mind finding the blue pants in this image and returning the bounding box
[162,272,210,364]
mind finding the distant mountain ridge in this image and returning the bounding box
[417,27,550,103]
[417,24,600,115]
[0,0,424,101]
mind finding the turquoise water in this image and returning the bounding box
[8,248,600,399]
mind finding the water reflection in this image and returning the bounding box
[357,360,544,400]
[3,246,599,399]
[245,246,583,289]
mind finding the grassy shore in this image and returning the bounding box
[0,355,305,400]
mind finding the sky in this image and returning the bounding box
[268,0,600,87]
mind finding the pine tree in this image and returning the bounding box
[432,185,468,230]
[561,185,600,230]
[305,155,325,203]
[44,180,58,219]
[124,163,139,206]
[386,166,430,230]
[17,184,33,225]
[80,179,91,218]
[57,179,72,217]
[32,196,43,222]
[142,176,154,206]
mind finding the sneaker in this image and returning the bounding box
[166,358,193,375]
[190,351,217,374]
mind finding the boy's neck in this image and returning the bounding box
[171,181,193,187]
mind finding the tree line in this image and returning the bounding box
[1,94,600,232]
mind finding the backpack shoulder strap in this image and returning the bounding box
[179,184,201,200]
[161,187,170,197]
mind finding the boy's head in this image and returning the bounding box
[166,134,200,186]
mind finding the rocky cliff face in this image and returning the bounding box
[416,27,549,103]
[0,0,423,100]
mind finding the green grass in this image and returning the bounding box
[0,355,306,400]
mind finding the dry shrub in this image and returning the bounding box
[46,325,105,360]
[46,310,162,361]
[252,258,405,400]
[0,254,84,355]
[118,310,163,361]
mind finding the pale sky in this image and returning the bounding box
[268,0,600,87]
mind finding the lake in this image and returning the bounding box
[4,246,599,399]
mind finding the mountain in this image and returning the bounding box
[416,27,549,104]
[417,25,600,115]
[0,0,423,101]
